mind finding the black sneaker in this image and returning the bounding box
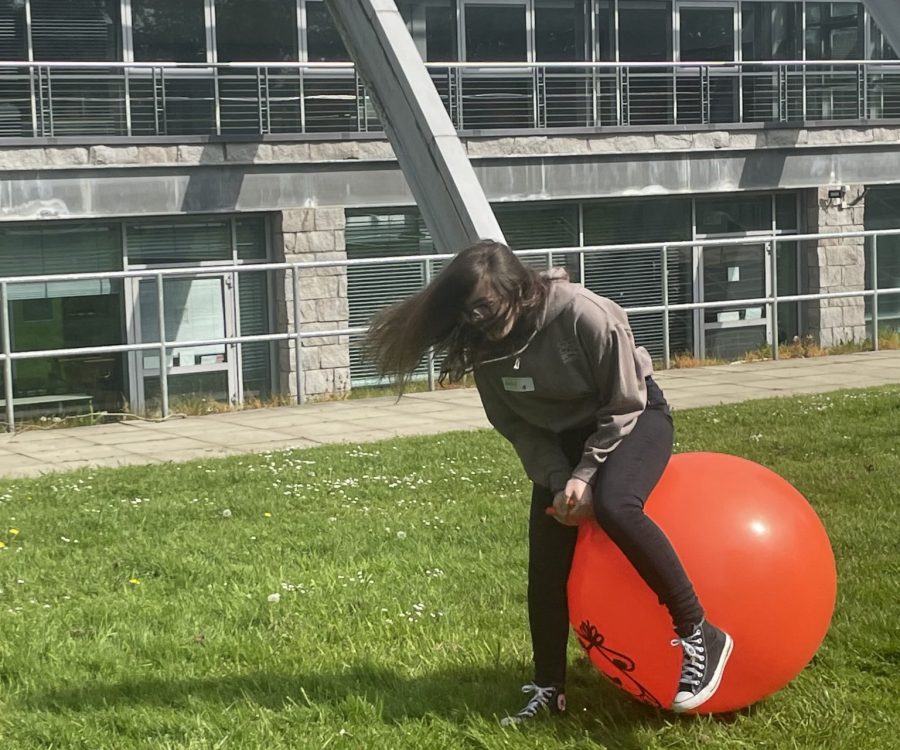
[499,683,566,726]
[671,620,733,713]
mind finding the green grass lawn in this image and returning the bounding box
[1,386,898,750]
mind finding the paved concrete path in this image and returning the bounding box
[0,350,897,478]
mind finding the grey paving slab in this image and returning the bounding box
[76,428,186,446]
[121,447,240,463]
[0,350,894,477]
[10,443,129,463]
[115,436,228,455]
[341,414,444,430]
[3,435,96,450]
[267,420,371,440]
[0,453,51,472]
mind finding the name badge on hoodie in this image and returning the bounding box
[502,377,535,392]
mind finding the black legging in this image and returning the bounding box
[527,378,704,688]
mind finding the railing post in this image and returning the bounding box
[160,67,169,135]
[46,66,55,137]
[778,64,787,122]
[801,63,807,122]
[298,66,307,134]
[859,63,867,120]
[672,65,679,125]
[28,65,38,137]
[213,65,222,136]
[292,265,305,404]
[619,67,627,126]
[872,234,880,351]
[702,65,709,125]
[455,66,464,130]
[425,258,435,391]
[356,71,367,133]
[533,65,542,129]
[124,66,133,136]
[156,273,169,419]
[152,66,161,135]
[769,240,779,361]
[662,245,671,369]
[1,282,15,433]
[257,67,265,135]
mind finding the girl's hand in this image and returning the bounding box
[548,478,593,526]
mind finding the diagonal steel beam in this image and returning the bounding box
[325,0,504,253]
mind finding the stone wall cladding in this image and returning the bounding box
[804,185,868,347]
[273,208,350,400]
[2,125,900,171]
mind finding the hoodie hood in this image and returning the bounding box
[538,269,579,332]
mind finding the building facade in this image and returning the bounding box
[0,0,898,415]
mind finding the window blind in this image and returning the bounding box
[127,220,232,265]
[0,223,120,300]
[30,0,121,61]
[239,271,272,398]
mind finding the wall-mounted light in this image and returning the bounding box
[827,185,847,208]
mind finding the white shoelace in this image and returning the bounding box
[500,683,556,725]
[671,633,707,688]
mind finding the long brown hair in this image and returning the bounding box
[363,240,548,389]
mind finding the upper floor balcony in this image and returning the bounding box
[3,58,900,141]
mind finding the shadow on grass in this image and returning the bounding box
[21,659,755,749]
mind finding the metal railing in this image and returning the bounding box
[4,60,900,139]
[0,227,896,431]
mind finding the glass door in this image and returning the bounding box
[676,1,739,124]
[461,0,533,128]
[700,243,770,360]
[128,274,239,413]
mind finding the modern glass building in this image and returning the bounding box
[0,0,898,414]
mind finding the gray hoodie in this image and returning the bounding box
[473,278,654,494]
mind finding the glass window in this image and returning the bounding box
[619,1,672,62]
[345,210,435,385]
[239,271,272,399]
[0,222,125,413]
[805,2,863,60]
[236,217,268,261]
[869,14,899,60]
[680,6,734,63]
[582,197,692,359]
[535,0,588,62]
[465,4,527,61]
[496,203,579,249]
[776,193,798,230]
[0,1,29,136]
[864,188,900,330]
[306,0,350,61]
[741,2,802,61]
[583,196,691,244]
[425,3,457,61]
[596,0,614,61]
[133,0,206,62]
[30,0,121,61]
[215,0,297,62]
[696,195,772,235]
[398,0,458,62]
[127,220,232,265]
[0,0,27,60]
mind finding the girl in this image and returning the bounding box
[365,240,731,724]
